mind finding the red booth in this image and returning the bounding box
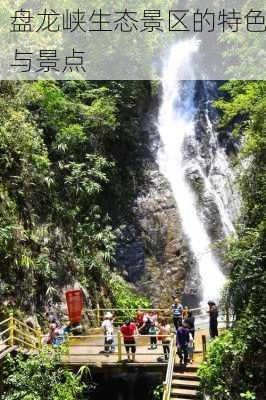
[65,289,83,323]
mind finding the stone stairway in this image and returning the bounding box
[170,364,200,399]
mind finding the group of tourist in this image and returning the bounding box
[101,297,219,364]
[171,297,219,365]
[45,312,82,346]
[101,310,172,362]
[43,294,219,366]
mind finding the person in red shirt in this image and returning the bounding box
[120,319,137,362]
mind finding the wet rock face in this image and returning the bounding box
[114,82,239,308]
[115,167,201,307]
[114,109,202,308]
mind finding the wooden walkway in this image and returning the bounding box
[0,314,210,400]
[62,328,205,367]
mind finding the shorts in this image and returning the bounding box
[124,340,136,353]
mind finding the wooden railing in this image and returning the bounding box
[0,307,233,364]
[61,333,172,363]
[162,334,176,400]
[90,306,204,326]
[0,313,40,353]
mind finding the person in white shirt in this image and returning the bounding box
[101,312,115,353]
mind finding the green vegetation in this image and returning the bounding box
[199,81,266,400]
[0,80,151,318]
[0,75,264,400]
[2,348,91,400]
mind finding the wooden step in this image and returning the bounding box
[174,365,199,373]
[170,398,198,400]
[173,372,199,381]
[171,388,198,398]
[172,379,200,389]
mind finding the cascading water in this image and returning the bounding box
[157,39,237,305]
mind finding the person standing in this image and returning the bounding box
[148,311,158,350]
[176,321,190,365]
[101,312,115,353]
[138,311,151,335]
[185,310,195,339]
[172,297,183,330]
[182,306,189,320]
[120,319,137,362]
[135,308,144,329]
[157,319,171,361]
[208,301,219,338]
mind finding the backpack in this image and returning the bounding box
[149,325,157,335]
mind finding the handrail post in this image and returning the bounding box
[172,333,176,364]
[96,303,100,326]
[202,334,207,360]
[8,313,14,347]
[162,382,167,400]
[117,331,122,362]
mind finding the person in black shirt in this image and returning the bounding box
[184,310,195,339]
[208,300,219,338]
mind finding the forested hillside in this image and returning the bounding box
[0,80,151,318]
[0,79,265,400]
[199,81,266,400]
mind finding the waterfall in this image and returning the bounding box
[157,39,235,305]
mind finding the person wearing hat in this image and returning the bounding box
[208,300,219,338]
[101,312,115,353]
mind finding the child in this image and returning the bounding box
[135,308,144,329]
[148,312,158,350]
[158,319,171,361]
[182,306,189,320]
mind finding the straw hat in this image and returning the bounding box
[104,312,113,319]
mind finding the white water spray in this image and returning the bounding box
[157,39,227,304]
